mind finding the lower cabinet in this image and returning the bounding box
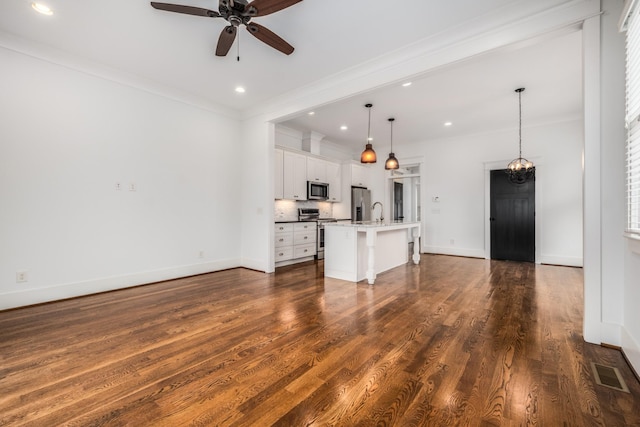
[275,222,317,265]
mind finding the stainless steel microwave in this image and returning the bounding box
[307,181,329,200]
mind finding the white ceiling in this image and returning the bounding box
[0,0,583,151]
[281,30,583,151]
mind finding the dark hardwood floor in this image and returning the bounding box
[1,255,639,426]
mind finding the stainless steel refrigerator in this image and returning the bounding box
[351,186,372,222]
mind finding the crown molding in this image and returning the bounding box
[0,30,241,120]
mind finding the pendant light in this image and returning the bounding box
[506,87,534,184]
[360,103,377,163]
[385,118,399,170]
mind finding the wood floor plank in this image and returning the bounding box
[1,255,639,426]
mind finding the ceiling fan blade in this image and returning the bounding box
[150,2,221,18]
[216,26,237,56]
[246,23,294,55]
[245,0,302,17]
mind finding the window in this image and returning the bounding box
[623,0,640,236]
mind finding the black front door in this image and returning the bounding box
[490,169,535,262]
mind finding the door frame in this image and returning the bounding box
[484,158,542,263]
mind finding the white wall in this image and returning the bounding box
[240,116,274,272]
[0,46,242,309]
[599,0,627,342]
[382,120,584,264]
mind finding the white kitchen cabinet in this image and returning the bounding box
[351,163,371,188]
[326,161,342,202]
[306,157,326,183]
[274,148,284,199]
[283,151,307,200]
[274,223,294,262]
[275,222,317,267]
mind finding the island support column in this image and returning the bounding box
[366,229,377,285]
[412,227,421,264]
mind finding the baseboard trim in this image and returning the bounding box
[621,326,640,383]
[622,348,640,384]
[0,258,242,311]
[422,246,485,259]
[240,257,269,273]
[539,255,583,267]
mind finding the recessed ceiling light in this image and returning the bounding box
[308,111,315,116]
[444,122,453,126]
[402,82,412,87]
[32,2,53,15]
[340,125,348,131]
[235,86,245,93]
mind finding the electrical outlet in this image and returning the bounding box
[16,271,28,283]
[129,182,137,192]
[115,182,122,191]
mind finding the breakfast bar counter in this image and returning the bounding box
[323,221,420,284]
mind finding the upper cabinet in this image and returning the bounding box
[306,157,326,183]
[275,147,343,202]
[326,161,341,202]
[351,163,371,188]
[274,148,284,200]
[282,151,307,200]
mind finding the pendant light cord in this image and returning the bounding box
[519,89,522,158]
[516,87,525,159]
[367,105,372,142]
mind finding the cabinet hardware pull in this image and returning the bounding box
[279,253,283,256]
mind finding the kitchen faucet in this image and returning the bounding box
[372,202,384,222]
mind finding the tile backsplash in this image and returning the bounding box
[275,200,333,221]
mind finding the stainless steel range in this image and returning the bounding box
[298,208,337,260]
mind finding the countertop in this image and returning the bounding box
[325,220,420,229]
[275,218,352,224]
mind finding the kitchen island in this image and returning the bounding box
[324,221,420,284]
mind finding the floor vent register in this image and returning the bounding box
[591,362,630,393]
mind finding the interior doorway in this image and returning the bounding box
[389,164,421,223]
[393,182,404,221]
[490,169,536,262]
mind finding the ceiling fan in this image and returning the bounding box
[150,0,302,57]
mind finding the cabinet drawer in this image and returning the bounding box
[293,222,316,232]
[294,230,316,245]
[275,223,294,233]
[275,232,293,248]
[294,243,316,258]
[275,246,294,262]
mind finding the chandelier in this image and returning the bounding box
[506,88,534,183]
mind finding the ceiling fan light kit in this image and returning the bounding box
[385,117,399,170]
[506,87,535,184]
[360,103,377,164]
[150,0,301,57]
